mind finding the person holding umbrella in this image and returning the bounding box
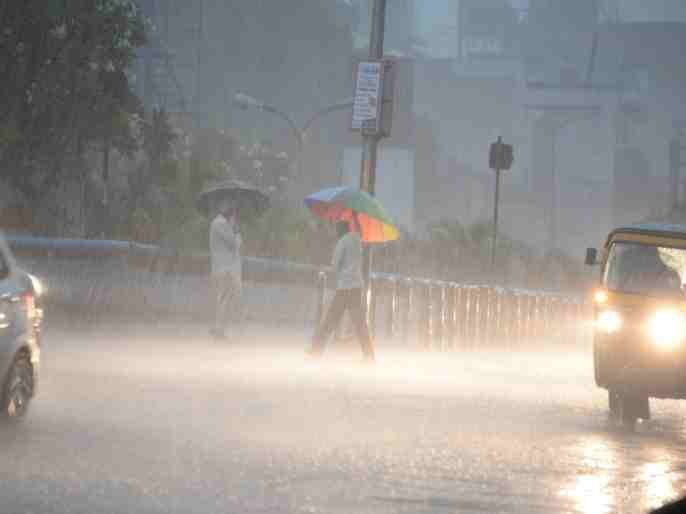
[197,179,270,341]
[305,186,400,362]
[209,198,243,341]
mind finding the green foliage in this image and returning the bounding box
[0,0,145,196]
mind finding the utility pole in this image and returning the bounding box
[488,136,513,273]
[491,168,501,270]
[670,135,686,212]
[359,0,387,320]
[359,0,386,196]
[491,145,502,270]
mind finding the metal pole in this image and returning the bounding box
[360,0,386,322]
[491,167,501,272]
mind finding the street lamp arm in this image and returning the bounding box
[301,99,354,135]
[258,103,303,147]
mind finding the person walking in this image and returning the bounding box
[209,198,243,341]
[307,219,376,362]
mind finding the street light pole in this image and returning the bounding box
[234,93,354,187]
[359,0,386,197]
[359,0,387,325]
[491,150,502,270]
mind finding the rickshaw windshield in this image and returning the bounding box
[604,242,686,297]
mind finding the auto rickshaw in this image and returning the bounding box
[586,223,686,429]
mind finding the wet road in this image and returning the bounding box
[1,321,685,514]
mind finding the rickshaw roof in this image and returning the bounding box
[607,223,686,245]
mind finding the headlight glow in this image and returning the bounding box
[28,274,44,298]
[594,290,609,305]
[596,310,622,334]
[648,309,686,349]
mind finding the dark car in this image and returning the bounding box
[0,234,42,421]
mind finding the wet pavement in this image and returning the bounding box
[0,321,685,513]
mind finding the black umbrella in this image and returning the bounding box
[196,179,270,219]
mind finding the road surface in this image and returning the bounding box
[1,320,684,514]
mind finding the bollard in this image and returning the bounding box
[519,293,527,344]
[417,281,429,350]
[423,281,432,350]
[528,294,537,343]
[404,279,413,346]
[468,286,479,350]
[458,286,469,349]
[518,293,526,346]
[512,292,521,347]
[436,283,446,351]
[495,288,504,345]
[485,287,495,346]
[534,295,544,342]
[441,283,452,351]
[427,282,437,350]
[500,289,510,346]
[452,286,461,349]
[471,287,481,348]
[450,284,459,350]
[388,277,399,340]
[477,286,489,348]
[463,287,473,350]
[385,278,393,339]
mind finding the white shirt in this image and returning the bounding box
[210,214,242,281]
[333,232,363,290]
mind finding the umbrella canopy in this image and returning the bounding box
[196,179,270,219]
[305,186,399,243]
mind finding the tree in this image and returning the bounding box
[0,0,145,206]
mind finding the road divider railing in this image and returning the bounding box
[7,235,590,346]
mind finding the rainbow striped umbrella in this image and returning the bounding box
[305,187,400,243]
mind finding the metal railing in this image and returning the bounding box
[7,235,590,346]
[315,271,588,349]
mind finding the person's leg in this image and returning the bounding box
[213,273,233,337]
[310,290,347,356]
[224,275,243,333]
[345,288,376,361]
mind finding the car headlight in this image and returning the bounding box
[596,310,622,334]
[27,273,44,298]
[648,309,686,349]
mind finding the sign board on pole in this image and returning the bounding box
[351,61,384,135]
[489,139,514,171]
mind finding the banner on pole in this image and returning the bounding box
[351,61,384,135]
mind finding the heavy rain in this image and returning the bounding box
[2,1,686,513]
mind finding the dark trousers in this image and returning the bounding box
[312,288,375,359]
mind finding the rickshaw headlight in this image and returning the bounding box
[596,310,623,334]
[648,309,686,349]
